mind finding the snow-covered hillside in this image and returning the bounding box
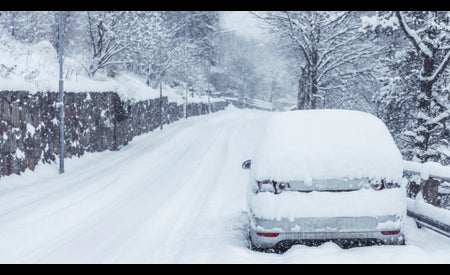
[0,34,217,104]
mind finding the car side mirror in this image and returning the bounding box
[242,160,251,170]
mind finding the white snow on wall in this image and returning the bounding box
[0,35,221,104]
[26,123,35,136]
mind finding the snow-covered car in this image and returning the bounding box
[243,110,406,251]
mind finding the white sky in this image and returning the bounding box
[221,11,267,40]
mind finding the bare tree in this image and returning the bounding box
[395,11,450,162]
[86,11,128,77]
[253,11,379,111]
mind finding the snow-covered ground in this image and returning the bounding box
[0,108,450,263]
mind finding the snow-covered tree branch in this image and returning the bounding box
[254,11,380,110]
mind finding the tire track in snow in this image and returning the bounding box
[171,114,270,263]
[102,119,241,263]
[0,114,227,263]
[17,112,242,263]
[0,117,200,219]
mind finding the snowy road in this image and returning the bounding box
[1,108,450,263]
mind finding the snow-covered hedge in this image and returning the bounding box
[0,90,227,177]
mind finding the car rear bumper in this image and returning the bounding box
[249,215,404,249]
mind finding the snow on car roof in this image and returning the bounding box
[251,109,403,183]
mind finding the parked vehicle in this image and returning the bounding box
[243,110,406,251]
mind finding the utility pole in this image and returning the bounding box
[207,89,211,114]
[184,85,188,119]
[159,81,163,130]
[207,65,211,114]
[58,11,65,174]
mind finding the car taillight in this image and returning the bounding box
[257,232,279,237]
[273,181,289,194]
[369,180,384,191]
[256,180,290,194]
[381,230,401,235]
[369,179,400,191]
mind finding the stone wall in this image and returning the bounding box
[0,91,228,177]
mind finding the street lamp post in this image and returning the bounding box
[58,11,65,174]
[207,64,211,114]
[160,81,163,130]
[184,85,188,119]
[207,89,211,114]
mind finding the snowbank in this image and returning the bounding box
[0,35,221,104]
[251,110,404,182]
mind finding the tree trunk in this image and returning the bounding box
[310,48,318,110]
[297,67,308,110]
[297,77,304,110]
[311,72,317,109]
[416,55,435,162]
[10,12,16,38]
